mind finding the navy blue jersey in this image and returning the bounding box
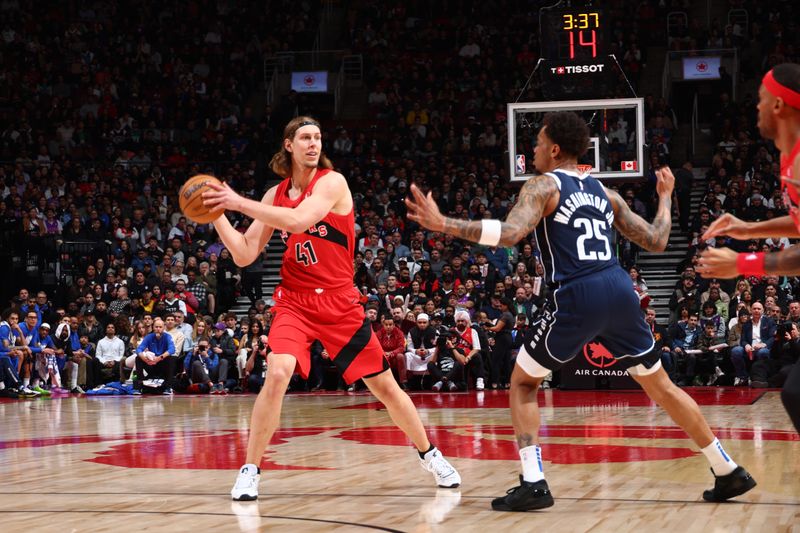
[535,170,618,284]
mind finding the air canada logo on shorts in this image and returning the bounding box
[583,342,617,368]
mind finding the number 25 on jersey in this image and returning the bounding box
[574,218,611,261]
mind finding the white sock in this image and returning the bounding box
[68,362,78,389]
[241,463,260,475]
[520,444,545,482]
[701,438,737,476]
[22,377,30,387]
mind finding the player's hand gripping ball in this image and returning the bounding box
[179,174,225,224]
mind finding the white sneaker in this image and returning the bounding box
[20,386,41,396]
[475,378,485,391]
[448,381,458,391]
[708,366,725,386]
[432,381,443,392]
[420,448,461,488]
[231,464,260,501]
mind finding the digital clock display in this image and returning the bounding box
[540,8,604,61]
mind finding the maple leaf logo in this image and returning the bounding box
[584,342,616,368]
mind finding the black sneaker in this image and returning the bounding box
[491,475,554,511]
[0,388,20,399]
[702,466,757,502]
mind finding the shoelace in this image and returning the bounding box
[234,474,257,489]
[428,456,455,478]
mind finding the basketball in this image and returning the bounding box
[179,174,224,224]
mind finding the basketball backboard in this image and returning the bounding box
[508,97,645,182]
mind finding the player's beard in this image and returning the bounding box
[757,114,777,141]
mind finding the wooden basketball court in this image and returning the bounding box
[1,388,798,532]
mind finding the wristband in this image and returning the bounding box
[478,219,502,246]
[736,252,766,277]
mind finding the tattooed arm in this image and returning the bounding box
[605,167,674,252]
[405,175,559,247]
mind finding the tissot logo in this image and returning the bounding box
[550,64,605,74]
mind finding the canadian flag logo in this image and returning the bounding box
[621,161,638,171]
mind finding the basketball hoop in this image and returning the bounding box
[576,164,593,176]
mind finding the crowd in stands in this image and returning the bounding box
[1,0,799,397]
[653,0,800,389]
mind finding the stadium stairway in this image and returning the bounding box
[228,231,286,316]
[636,168,706,323]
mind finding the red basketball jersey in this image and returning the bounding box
[780,138,800,231]
[272,168,356,291]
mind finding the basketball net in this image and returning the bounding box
[576,164,593,176]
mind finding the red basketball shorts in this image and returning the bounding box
[267,285,389,384]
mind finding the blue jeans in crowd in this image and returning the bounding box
[730,346,770,378]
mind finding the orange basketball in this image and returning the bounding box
[179,174,225,224]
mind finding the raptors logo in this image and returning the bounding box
[583,341,617,368]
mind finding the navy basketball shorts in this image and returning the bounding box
[517,267,660,378]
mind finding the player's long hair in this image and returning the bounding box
[269,116,334,177]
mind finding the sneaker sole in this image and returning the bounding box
[232,494,258,502]
[702,477,757,502]
[491,495,555,511]
[438,482,461,488]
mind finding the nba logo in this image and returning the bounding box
[515,154,526,174]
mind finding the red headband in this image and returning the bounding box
[763,69,800,109]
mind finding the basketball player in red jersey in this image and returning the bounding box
[202,116,460,501]
[698,63,800,434]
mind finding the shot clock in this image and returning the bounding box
[540,7,604,62]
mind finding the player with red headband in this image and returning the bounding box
[698,63,800,433]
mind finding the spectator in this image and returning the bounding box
[109,287,132,319]
[185,339,227,395]
[697,322,727,386]
[164,314,187,362]
[237,320,268,391]
[483,297,514,390]
[405,312,436,389]
[31,323,61,394]
[730,302,776,386]
[244,333,269,393]
[428,325,463,392]
[0,309,32,396]
[134,317,176,394]
[671,313,702,386]
[751,322,800,389]
[451,310,486,390]
[377,314,408,388]
[209,321,236,392]
[93,323,125,386]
